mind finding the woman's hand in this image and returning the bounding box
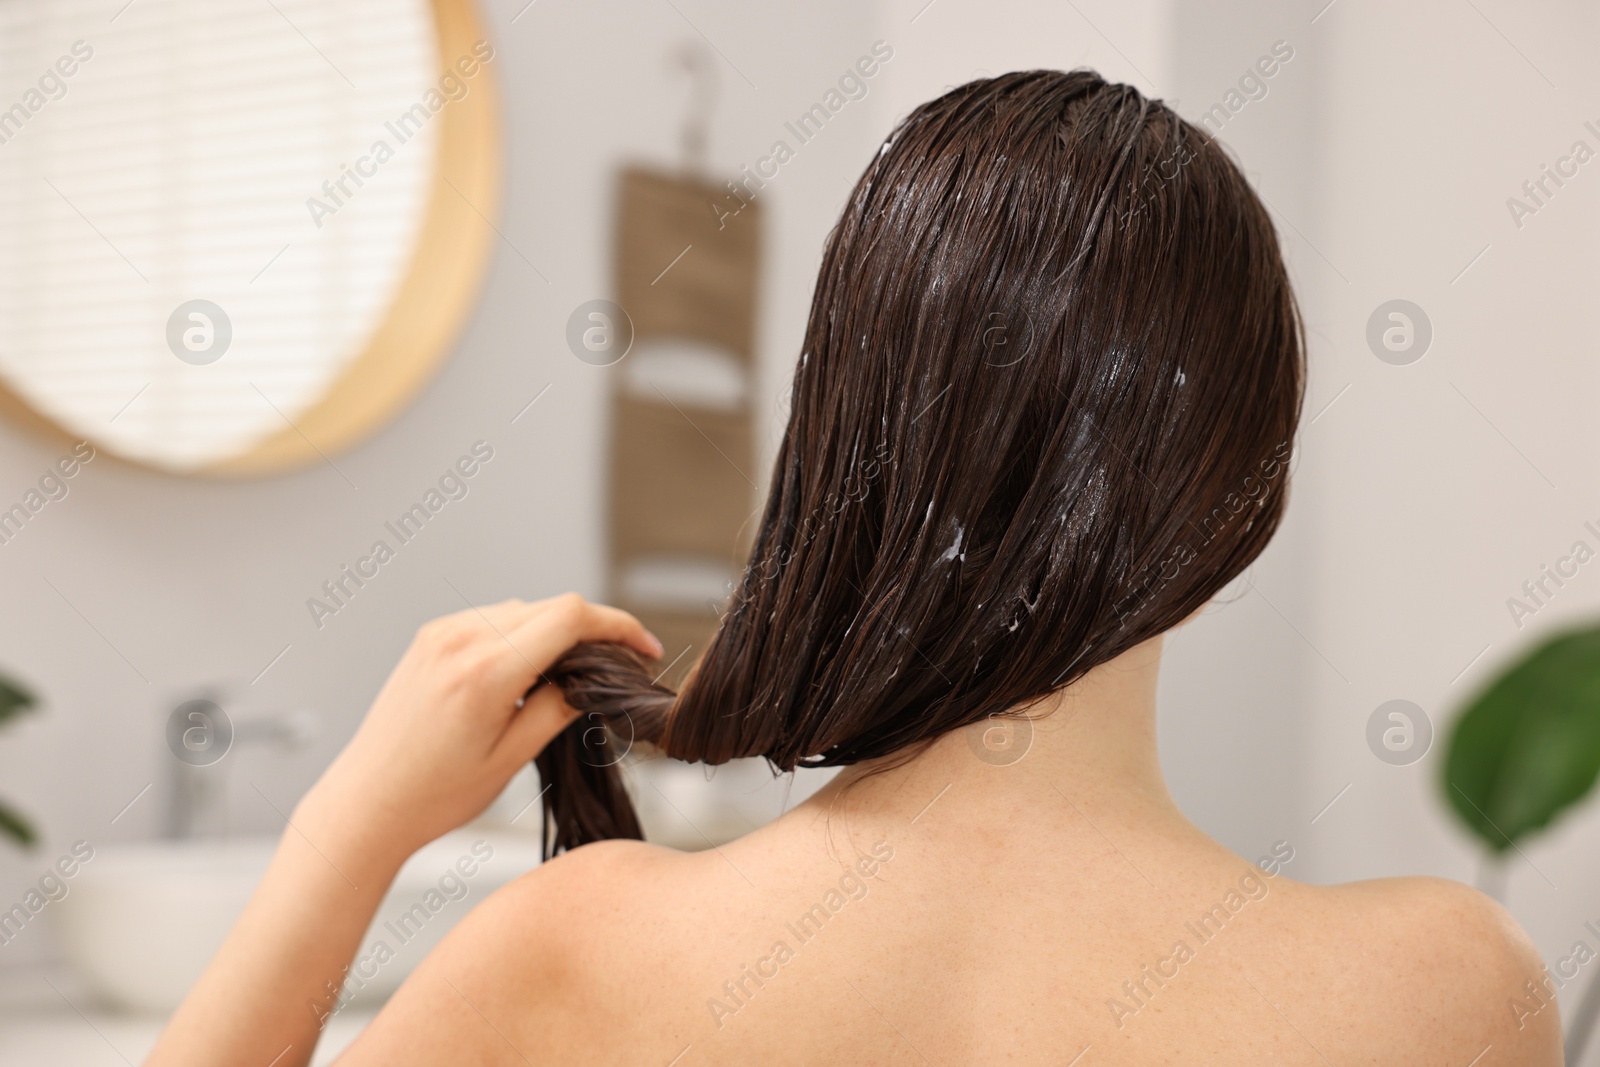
[305,593,662,865]
[149,595,658,1067]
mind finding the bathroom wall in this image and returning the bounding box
[1295,0,1600,1030]
[1170,0,1600,1044]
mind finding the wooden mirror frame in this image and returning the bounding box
[0,0,501,478]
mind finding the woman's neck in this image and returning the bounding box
[795,634,1194,843]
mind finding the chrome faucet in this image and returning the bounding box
[165,689,317,838]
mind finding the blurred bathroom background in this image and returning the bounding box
[1,0,1599,1061]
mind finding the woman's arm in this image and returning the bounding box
[144,594,661,1067]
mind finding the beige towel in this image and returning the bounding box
[607,166,762,687]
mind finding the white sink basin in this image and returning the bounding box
[51,829,543,1015]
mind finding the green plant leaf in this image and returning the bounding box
[1443,622,1600,852]
[0,672,35,728]
[0,798,37,848]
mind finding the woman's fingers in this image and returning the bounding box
[496,682,584,765]
[489,596,661,764]
[432,595,659,661]
[459,594,660,699]
[438,597,564,639]
[508,594,662,669]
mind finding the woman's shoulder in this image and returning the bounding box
[504,837,689,903]
[1261,873,1561,1064]
[449,835,754,994]
[1316,872,1531,928]
[337,839,704,1064]
[1296,872,1544,975]
[465,837,701,957]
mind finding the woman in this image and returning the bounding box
[149,70,1560,1065]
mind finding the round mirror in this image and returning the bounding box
[0,0,499,475]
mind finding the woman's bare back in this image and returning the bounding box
[349,696,1559,1067]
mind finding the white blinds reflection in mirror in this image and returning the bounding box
[0,0,438,471]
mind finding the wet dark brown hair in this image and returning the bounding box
[537,68,1304,857]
